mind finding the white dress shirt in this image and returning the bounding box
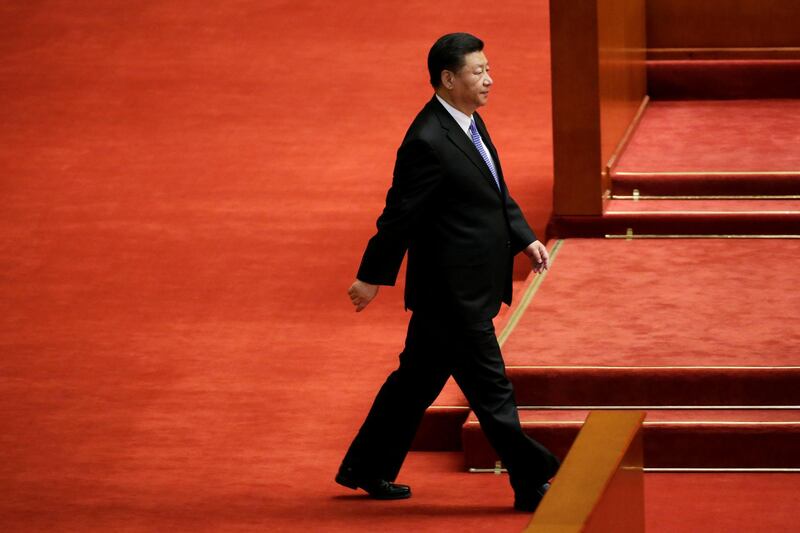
[435,94,496,169]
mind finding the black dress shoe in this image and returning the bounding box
[513,482,550,512]
[335,467,411,500]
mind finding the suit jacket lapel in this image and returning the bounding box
[430,98,504,196]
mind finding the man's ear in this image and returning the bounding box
[440,70,454,90]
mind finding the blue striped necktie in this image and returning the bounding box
[468,119,501,191]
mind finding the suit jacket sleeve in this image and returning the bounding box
[356,139,443,285]
[506,193,538,255]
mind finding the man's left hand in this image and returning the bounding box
[524,240,550,274]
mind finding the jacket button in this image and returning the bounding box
[505,241,511,248]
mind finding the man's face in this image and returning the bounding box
[449,51,493,113]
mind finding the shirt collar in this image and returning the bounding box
[435,94,473,137]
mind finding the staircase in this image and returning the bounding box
[458,240,800,471]
[414,53,800,473]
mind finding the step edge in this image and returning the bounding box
[506,365,800,370]
[516,405,800,410]
[613,171,800,177]
[463,420,800,427]
[469,467,800,473]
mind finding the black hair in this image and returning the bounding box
[427,33,484,88]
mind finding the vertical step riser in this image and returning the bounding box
[463,424,800,469]
[508,367,800,407]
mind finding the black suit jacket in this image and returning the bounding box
[357,96,537,322]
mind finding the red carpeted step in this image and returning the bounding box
[647,59,800,100]
[462,409,800,469]
[610,100,800,196]
[420,239,800,450]
[413,364,800,450]
[412,379,469,450]
[607,198,800,212]
[611,172,800,197]
[551,199,800,236]
[505,366,800,407]
[600,198,800,235]
[411,405,470,451]
[502,239,800,367]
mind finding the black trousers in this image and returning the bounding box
[340,311,559,495]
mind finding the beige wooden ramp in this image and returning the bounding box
[524,411,646,533]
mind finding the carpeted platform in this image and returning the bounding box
[421,238,800,454]
[502,239,800,364]
[611,100,800,196]
[553,99,800,236]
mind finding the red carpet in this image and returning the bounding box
[0,1,561,531]
[611,100,800,196]
[644,473,800,532]
[617,100,800,173]
[3,2,799,531]
[502,239,800,364]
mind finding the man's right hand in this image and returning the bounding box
[348,280,379,312]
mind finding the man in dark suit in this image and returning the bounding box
[336,33,559,512]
